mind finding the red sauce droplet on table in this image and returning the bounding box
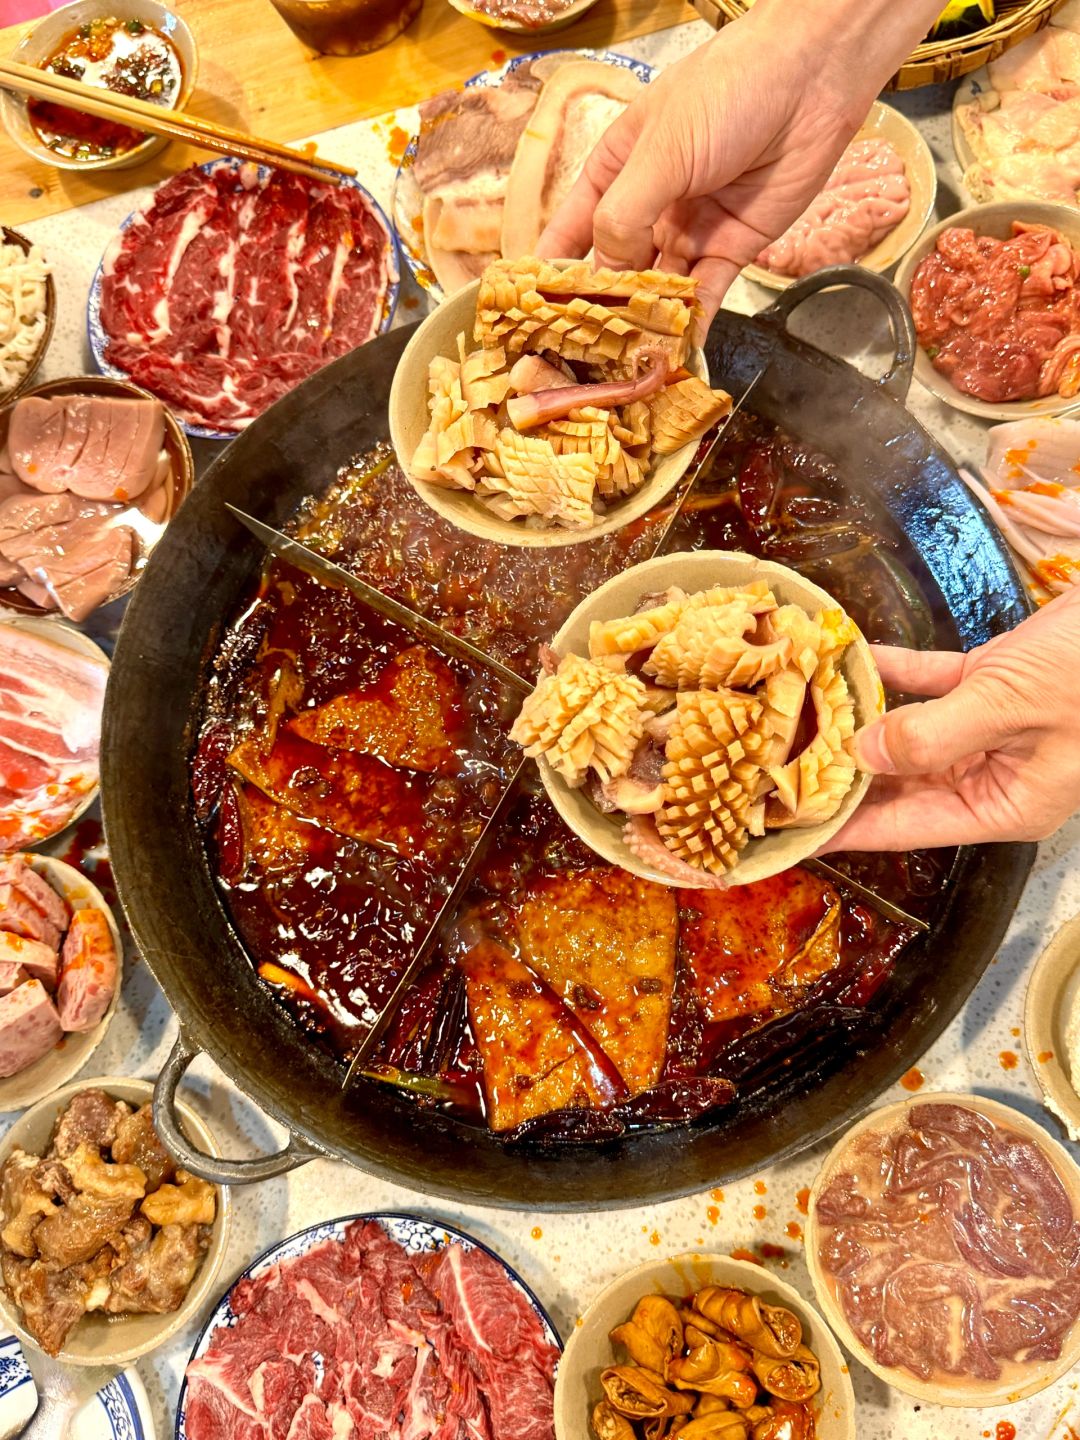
[711,1187,724,1203]
[730,1248,762,1266]
[531,1226,542,1240]
[759,1243,786,1260]
[386,124,409,165]
[490,47,506,63]
[752,1204,766,1221]
[753,1180,767,1195]
[706,1206,720,1225]
[1039,1049,1055,1063]
[649,1230,660,1247]
[900,1066,924,1091]
[999,1050,1019,1070]
[786,1221,802,1241]
[796,1187,810,1215]
[995,1423,1016,1440]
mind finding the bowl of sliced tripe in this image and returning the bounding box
[389,256,730,547]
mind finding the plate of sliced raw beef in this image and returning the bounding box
[88,159,400,441]
[175,1212,562,1440]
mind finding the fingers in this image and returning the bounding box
[816,778,988,853]
[538,107,641,263]
[591,123,689,272]
[871,645,966,698]
[689,256,738,332]
[853,682,1015,778]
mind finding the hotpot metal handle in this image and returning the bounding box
[759,264,917,404]
[154,1030,324,1185]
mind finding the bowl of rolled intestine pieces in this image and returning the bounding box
[554,1251,856,1440]
[508,550,884,888]
[389,256,730,546]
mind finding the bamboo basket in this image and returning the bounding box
[691,0,1069,89]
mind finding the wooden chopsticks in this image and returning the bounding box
[0,58,357,184]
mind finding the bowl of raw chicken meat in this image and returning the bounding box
[895,201,1080,421]
[743,102,937,291]
[389,257,728,546]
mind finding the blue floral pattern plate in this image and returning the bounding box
[392,49,654,302]
[174,1211,562,1439]
[87,158,401,442]
[0,1332,35,1436]
[70,1368,155,1440]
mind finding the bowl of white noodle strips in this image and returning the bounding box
[0,228,55,403]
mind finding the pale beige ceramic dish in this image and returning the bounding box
[1025,913,1080,1143]
[554,1251,856,1440]
[0,227,56,405]
[388,274,710,548]
[0,1075,229,1365]
[0,854,123,1113]
[805,1090,1080,1407]
[534,550,883,888]
[744,102,938,292]
[894,200,1080,422]
[0,0,198,173]
[0,615,109,848]
[0,375,196,619]
[446,0,599,33]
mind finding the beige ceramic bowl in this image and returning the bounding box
[0,228,56,405]
[389,274,710,549]
[0,615,109,848]
[894,201,1080,422]
[0,855,123,1113]
[0,374,194,620]
[744,102,938,292]
[0,1075,229,1365]
[805,1091,1080,1407]
[1025,913,1080,1143]
[446,0,600,33]
[535,550,883,889]
[554,1251,856,1440]
[0,0,198,173]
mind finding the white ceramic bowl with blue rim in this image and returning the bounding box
[174,1211,562,1438]
[69,1368,157,1440]
[0,1332,37,1434]
[392,49,654,302]
[87,158,401,441]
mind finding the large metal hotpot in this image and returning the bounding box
[102,268,1034,1209]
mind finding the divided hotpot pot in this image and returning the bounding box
[102,266,1034,1208]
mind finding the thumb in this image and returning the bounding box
[854,683,1015,777]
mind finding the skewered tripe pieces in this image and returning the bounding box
[595,1284,820,1440]
[411,257,732,528]
[510,581,860,880]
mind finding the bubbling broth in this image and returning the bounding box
[194,417,954,1140]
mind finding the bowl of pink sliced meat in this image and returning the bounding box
[177,1213,561,1440]
[0,853,121,1111]
[89,158,400,439]
[896,202,1080,420]
[0,376,194,622]
[0,617,108,852]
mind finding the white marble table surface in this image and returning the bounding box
[7,18,1080,1438]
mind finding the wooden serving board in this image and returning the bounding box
[0,0,694,223]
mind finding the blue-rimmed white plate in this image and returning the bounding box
[69,1368,156,1440]
[88,158,400,442]
[392,49,653,302]
[174,1211,562,1439]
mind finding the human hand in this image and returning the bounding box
[538,0,945,326]
[820,588,1080,853]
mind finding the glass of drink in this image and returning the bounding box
[268,0,422,55]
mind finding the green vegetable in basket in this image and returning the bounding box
[929,0,995,41]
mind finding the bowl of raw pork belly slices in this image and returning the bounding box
[0,1077,228,1363]
[0,375,193,621]
[0,853,122,1110]
[743,101,937,290]
[895,201,1080,421]
[805,1093,1080,1406]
